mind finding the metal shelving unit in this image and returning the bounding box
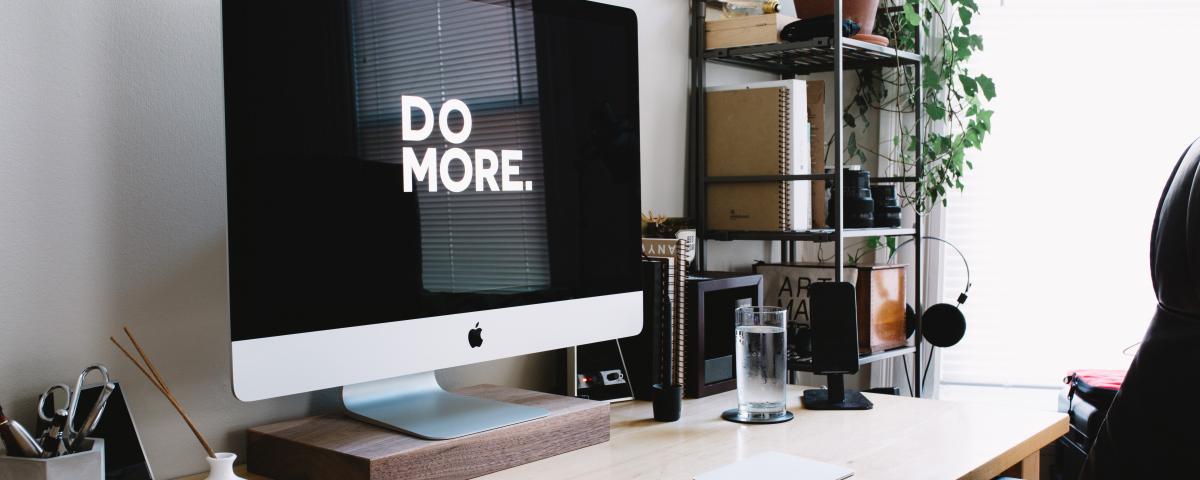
[687,1,929,396]
[788,345,916,373]
[705,36,921,75]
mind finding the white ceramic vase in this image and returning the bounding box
[205,452,247,480]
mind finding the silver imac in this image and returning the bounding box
[222,0,641,439]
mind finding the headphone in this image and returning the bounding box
[888,236,972,348]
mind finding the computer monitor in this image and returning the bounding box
[221,0,641,439]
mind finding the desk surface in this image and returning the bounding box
[482,385,1066,480]
[184,386,1066,480]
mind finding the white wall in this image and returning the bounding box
[0,1,687,477]
[0,0,871,477]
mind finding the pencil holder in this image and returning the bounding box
[0,438,104,480]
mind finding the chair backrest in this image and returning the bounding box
[1082,138,1200,479]
[1150,138,1200,316]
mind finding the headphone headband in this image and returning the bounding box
[888,235,972,305]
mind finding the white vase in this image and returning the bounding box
[204,452,246,480]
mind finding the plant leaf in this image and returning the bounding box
[976,109,994,131]
[958,6,973,25]
[959,74,978,97]
[903,4,921,26]
[976,75,997,100]
[925,101,947,120]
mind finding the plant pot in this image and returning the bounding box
[792,0,882,36]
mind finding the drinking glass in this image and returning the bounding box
[722,306,793,423]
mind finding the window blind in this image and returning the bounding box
[937,0,1200,388]
[351,0,550,293]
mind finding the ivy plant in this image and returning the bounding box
[838,0,995,214]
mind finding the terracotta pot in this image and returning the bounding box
[792,0,882,36]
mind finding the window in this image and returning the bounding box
[939,0,1200,391]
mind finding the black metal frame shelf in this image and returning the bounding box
[704,227,916,242]
[705,36,920,75]
[688,0,930,397]
[704,174,919,184]
[788,345,916,372]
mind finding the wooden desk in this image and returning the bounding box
[183,385,1066,480]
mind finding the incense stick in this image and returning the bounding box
[111,328,216,458]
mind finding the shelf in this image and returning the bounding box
[704,227,916,242]
[788,345,916,372]
[689,0,929,396]
[706,174,828,183]
[705,36,920,75]
[705,174,919,184]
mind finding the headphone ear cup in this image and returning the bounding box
[905,304,917,339]
[923,303,966,348]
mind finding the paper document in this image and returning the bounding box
[695,451,854,480]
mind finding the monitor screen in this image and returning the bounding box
[223,0,641,341]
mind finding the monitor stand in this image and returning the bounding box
[800,374,874,410]
[341,371,550,440]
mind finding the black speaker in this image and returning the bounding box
[684,272,763,398]
[803,281,873,410]
[616,259,669,401]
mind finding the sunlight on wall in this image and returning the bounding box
[940,0,1200,388]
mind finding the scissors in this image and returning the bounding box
[36,364,111,436]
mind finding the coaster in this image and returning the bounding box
[721,408,794,424]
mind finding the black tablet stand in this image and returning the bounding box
[801,374,873,410]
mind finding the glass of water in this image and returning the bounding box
[722,306,793,424]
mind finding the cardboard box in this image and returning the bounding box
[705,14,796,49]
[807,81,828,228]
[753,263,908,354]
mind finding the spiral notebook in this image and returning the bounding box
[706,80,811,232]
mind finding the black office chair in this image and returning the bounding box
[1081,139,1200,478]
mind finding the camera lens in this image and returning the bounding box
[826,167,874,228]
[871,185,902,228]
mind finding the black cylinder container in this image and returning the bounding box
[871,185,902,228]
[827,167,875,228]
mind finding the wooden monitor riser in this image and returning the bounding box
[245,385,607,480]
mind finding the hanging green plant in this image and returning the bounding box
[839,0,995,213]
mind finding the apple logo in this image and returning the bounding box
[468,322,483,348]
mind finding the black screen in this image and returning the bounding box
[809,282,861,374]
[222,0,641,341]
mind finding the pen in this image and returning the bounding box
[0,402,46,458]
[39,409,69,458]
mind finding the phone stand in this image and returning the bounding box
[801,374,873,410]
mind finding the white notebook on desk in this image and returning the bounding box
[695,452,854,480]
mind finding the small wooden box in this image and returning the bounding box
[754,263,908,354]
[705,14,797,49]
[247,385,609,480]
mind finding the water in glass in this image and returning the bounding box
[735,324,787,416]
